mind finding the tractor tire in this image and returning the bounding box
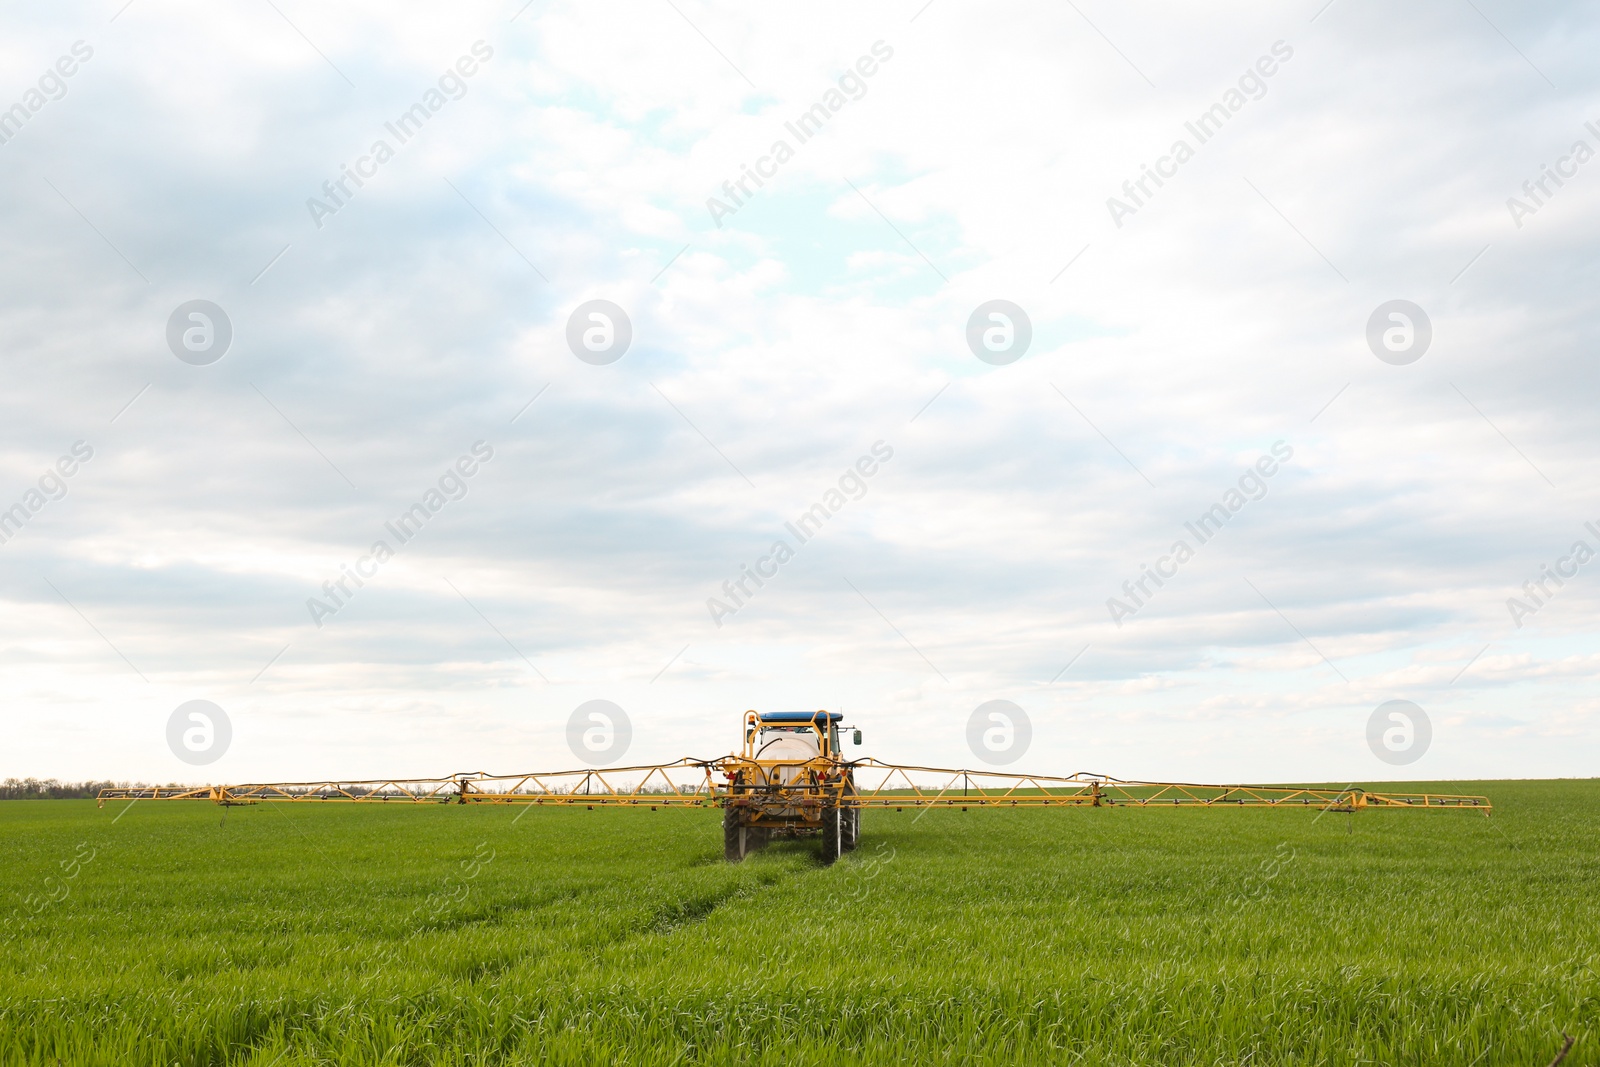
[841,780,860,852]
[820,804,842,865]
[723,806,746,863]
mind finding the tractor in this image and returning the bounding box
[719,710,862,863]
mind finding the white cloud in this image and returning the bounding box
[1,0,1598,786]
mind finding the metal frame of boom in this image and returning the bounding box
[96,756,1491,815]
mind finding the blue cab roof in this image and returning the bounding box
[758,710,843,724]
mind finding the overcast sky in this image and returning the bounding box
[3,0,1598,786]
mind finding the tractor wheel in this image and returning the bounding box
[841,779,860,852]
[723,806,746,863]
[820,804,842,865]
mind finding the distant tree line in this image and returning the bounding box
[0,778,184,799]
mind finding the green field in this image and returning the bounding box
[1,780,1596,1066]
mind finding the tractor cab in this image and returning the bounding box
[745,710,859,760]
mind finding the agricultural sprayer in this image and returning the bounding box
[98,709,1491,862]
